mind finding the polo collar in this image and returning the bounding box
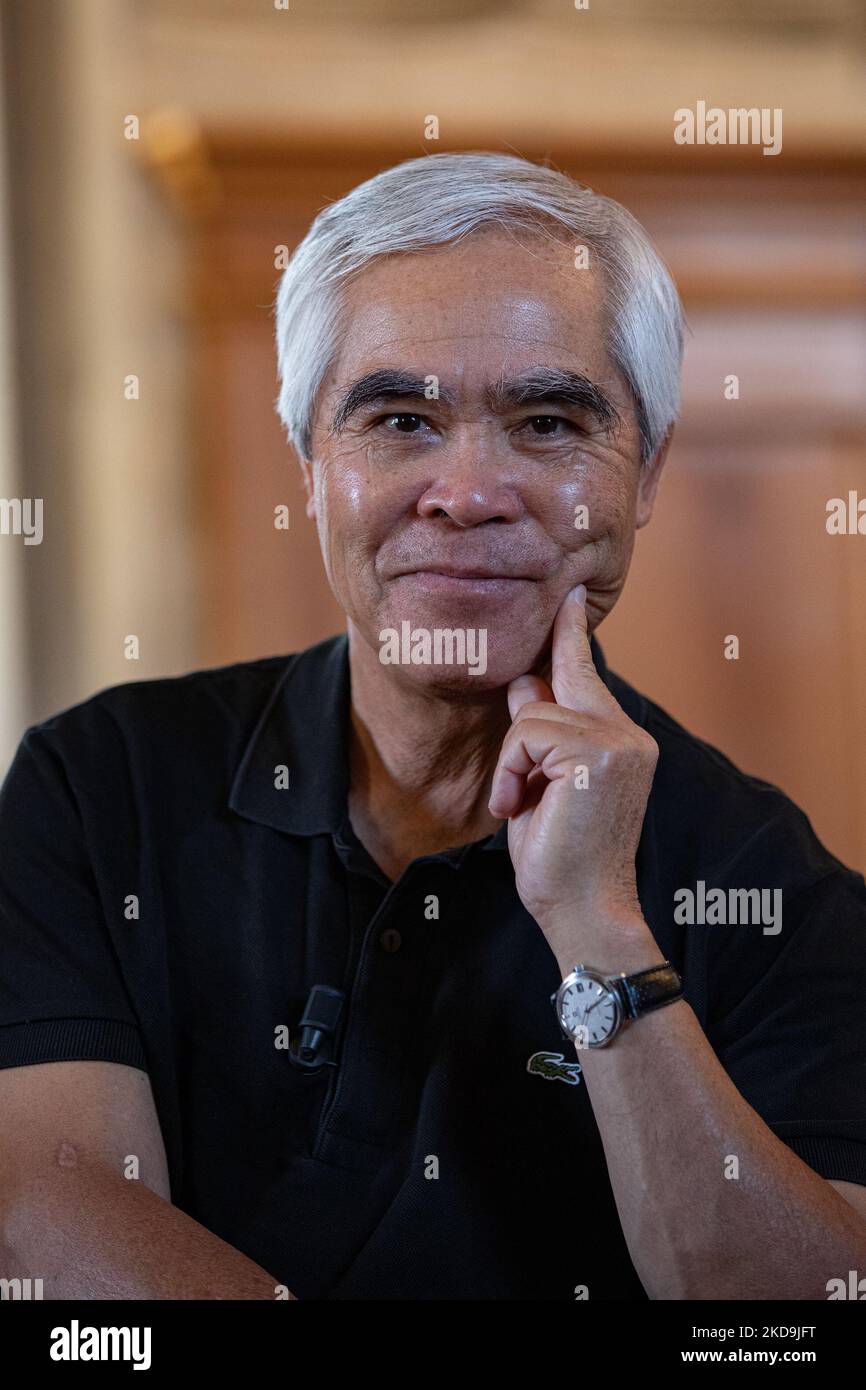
[229,630,616,840]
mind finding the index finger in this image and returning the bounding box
[550,583,608,710]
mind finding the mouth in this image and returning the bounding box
[419,564,533,578]
[393,567,537,598]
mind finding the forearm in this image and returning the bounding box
[579,979,866,1299]
[2,1161,291,1300]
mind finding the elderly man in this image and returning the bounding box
[1,152,865,1303]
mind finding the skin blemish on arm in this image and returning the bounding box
[55,1139,80,1169]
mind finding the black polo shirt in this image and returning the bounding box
[2,632,866,1300]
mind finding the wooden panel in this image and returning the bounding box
[603,441,866,870]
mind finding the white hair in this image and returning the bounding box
[274,151,684,464]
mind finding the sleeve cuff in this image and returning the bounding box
[0,1017,148,1072]
[778,1133,866,1186]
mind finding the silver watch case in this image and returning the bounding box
[551,964,625,1049]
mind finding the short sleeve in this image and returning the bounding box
[706,869,866,1186]
[0,725,147,1072]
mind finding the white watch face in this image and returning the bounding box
[560,975,619,1046]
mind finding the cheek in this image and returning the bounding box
[314,454,410,584]
[316,455,366,533]
[548,462,637,553]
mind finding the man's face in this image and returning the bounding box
[302,227,668,691]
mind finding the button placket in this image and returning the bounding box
[312,870,450,1166]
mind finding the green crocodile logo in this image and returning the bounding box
[527,1050,582,1086]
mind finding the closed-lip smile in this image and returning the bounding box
[397,565,536,581]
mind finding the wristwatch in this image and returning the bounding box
[551,961,683,1049]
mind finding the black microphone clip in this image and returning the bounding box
[288,984,345,1072]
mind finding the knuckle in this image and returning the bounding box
[513,701,548,722]
[639,732,660,763]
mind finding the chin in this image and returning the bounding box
[383,648,544,701]
[369,606,549,693]
[398,666,511,701]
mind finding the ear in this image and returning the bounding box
[635,427,674,530]
[298,455,316,519]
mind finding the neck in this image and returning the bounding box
[347,622,512,851]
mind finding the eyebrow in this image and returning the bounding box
[486,369,621,432]
[330,367,621,435]
[331,370,458,434]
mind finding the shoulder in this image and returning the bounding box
[20,655,287,761]
[10,635,345,787]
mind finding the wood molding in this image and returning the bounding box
[136,112,866,222]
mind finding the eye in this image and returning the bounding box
[524,415,574,436]
[380,412,426,433]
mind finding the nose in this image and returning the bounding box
[416,439,523,528]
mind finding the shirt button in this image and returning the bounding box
[379,928,402,953]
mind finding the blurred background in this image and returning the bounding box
[0,0,864,867]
